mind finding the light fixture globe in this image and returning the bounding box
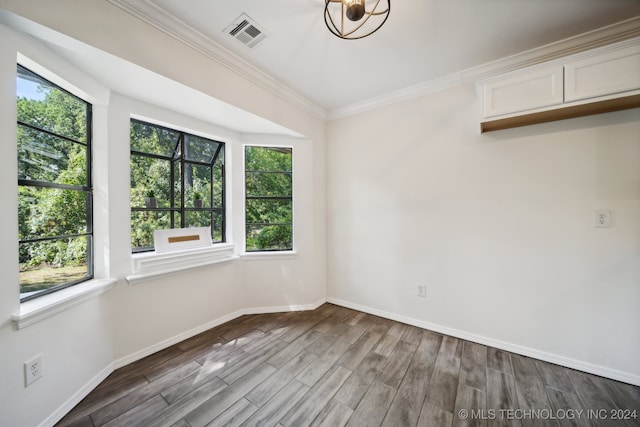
[325,0,390,40]
[345,0,365,21]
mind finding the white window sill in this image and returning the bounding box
[127,243,237,285]
[12,278,116,330]
[240,250,298,261]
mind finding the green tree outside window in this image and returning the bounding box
[245,146,293,251]
[17,65,93,301]
[130,120,225,252]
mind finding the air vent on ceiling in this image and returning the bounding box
[224,13,268,48]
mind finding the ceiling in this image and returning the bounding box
[107,0,640,116]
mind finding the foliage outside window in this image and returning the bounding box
[245,146,293,251]
[17,65,93,301]
[130,120,225,252]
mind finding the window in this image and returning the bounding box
[245,146,293,251]
[17,65,93,301]
[130,119,225,252]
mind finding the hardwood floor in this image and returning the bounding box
[56,304,640,427]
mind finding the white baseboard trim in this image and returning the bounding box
[113,309,243,369]
[114,297,327,369]
[243,297,327,315]
[40,363,114,427]
[327,297,640,387]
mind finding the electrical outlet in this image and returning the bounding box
[593,210,611,228]
[417,284,426,298]
[24,354,42,387]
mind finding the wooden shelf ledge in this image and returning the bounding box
[481,94,640,133]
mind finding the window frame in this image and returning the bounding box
[244,144,294,253]
[129,119,226,253]
[17,64,94,302]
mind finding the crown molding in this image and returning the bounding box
[462,15,640,83]
[328,73,464,121]
[106,0,327,120]
[104,2,638,122]
[329,16,640,120]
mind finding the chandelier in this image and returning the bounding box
[324,0,391,40]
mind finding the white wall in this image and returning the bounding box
[0,24,115,427]
[0,3,327,424]
[107,93,247,360]
[107,95,326,360]
[239,134,327,312]
[326,83,640,384]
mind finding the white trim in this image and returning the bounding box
[328,17,640,120]
[326,297,640,387]
[113,297,326,368]
[12,279,116,329]
[240,251,298,261]
[107,2,639,121]
[242,298,326,315]
[39,364,114,427]
[17,52,110,107]
[462,18,640,83]
[127,244,237,285]
[153,227,212,253]
[113,309,243,369]
[106,0,326,120]
[328,73,464,120]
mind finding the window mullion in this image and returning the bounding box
[17,121,87,146]
[170,159,175,229]
[221,161,226,243]
[180,133,185,228]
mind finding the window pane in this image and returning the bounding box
[186,163,211,207]
[130,157,175,208]
[18,186,89,240]
[173,210,182,229]
[185,210,211,229]
[18,125,87,185]
[17,65,93,302]
[212,210,223,242]
[245,146,292,252]
[130,120,225,252]
[19,236,90,298]
[185,134,220,163]
[130,120,180,157]
[213,152,224,208]
[131,210,172,251]
[246,199,292,224]
[246,171,292,197]
[246,225,292,251]
[173,161,182,208]
[245,146,292,171]
[17,65,87,143]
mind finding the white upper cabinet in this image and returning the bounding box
[478,37,640,123]
[564,43,640,103]
[482,65,563,118]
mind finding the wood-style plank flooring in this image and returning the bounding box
[56,304,640,427]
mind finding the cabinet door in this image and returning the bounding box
[565,44,640,102]
[482,65,564,118]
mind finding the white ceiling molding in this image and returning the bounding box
[330,16,640,120]
[106,0,327,120]
[461,15,640,83]
[328,73,465,121]
[106,1,639,122]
